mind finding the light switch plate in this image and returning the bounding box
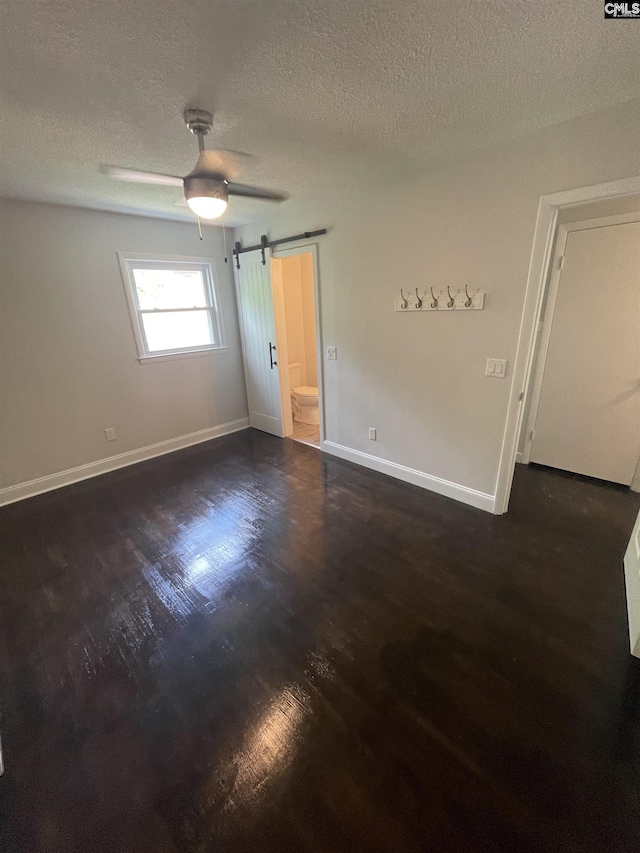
[486,358,507,378]
[327,346,337,360]
[104,427,117,441]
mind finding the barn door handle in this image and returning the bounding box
[269,342,277,369]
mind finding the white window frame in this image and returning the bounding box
[118,253,227,364]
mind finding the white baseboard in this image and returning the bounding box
[515,452,523,464]
[0,418,250,507]
[321,441,496,513]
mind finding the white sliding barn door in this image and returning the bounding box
[235,251,284,437]
[530,220,640,485]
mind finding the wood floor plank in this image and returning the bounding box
[0,430,638,852]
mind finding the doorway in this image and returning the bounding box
[233,241,324,445]
[494,176,640,514]
[521,210,640,487]
[271,248,322,449]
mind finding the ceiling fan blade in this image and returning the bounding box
[100,165,184,187]
[193,149,254,181]
[227,181,289,202]
[215,148,254,159]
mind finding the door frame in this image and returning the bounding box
[493,174,640,515]
[521,210,640,466]
[270,257,294,437]
[270,242,325,446]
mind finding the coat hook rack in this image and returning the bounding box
[395,286,485,312]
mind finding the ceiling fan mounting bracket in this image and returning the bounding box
[183,108,213,136]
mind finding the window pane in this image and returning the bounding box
[133,268,208,310]
[142,310,214,352]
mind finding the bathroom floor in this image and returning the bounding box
[289,420,320,448]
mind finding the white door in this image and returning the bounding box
[624,510,640,658]
[530,220,640,484]
[235,251,284,437]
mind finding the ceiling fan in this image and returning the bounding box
[101,108,288,220]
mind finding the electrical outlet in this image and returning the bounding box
[368,427,377,441]
[104,427,117,441]
[327,346,337,360]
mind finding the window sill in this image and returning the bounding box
[138,346,229,365]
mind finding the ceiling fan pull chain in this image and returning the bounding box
[197,215,203,241]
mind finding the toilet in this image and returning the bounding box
[288,363,319,425]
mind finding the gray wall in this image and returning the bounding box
[236,98,640,502]
[0,200,248,489]
[2,98,638,505]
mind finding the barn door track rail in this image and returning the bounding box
[233,228,327,268]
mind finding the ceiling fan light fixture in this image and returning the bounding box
[184,175,228,219]
[187,195,228,219]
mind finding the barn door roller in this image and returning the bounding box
[233,228,327,269]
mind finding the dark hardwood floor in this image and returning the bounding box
[1,430,639,852]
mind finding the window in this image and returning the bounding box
[119,254,226,362]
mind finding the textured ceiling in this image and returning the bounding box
[1,0,638,226]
